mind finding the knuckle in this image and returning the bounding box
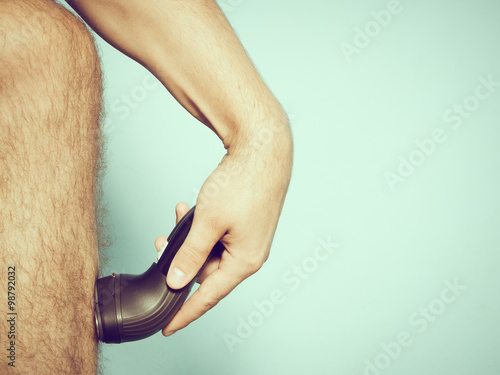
[200,290,221,313]
[243,257,263,276]
[179,241,206,267]
[198,208,221,233]
[201,297,219,312]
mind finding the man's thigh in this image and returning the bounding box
[0,1,105,373]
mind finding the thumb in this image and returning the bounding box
[166,210,225,290]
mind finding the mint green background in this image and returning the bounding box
[65,0,500,374]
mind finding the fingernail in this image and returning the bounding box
[163,330,177,337]
[168,267,186,288]
[157,240,168,261]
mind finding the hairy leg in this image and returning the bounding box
[0,0,106,373]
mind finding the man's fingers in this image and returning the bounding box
[156,238,222,283]
[155,202,191,259]
[175,202,191,224]
[154,236,169,253]
[166,209,226,290]
[197,255,221,284]
[163,257,244,335]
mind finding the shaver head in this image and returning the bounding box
[94,263,196,343]
[94,206,223,343]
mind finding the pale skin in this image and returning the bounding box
[0,0,292,372]
[66,0,294,336]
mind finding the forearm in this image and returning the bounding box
[66,0,291,150]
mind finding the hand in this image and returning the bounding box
[154,129,293,336]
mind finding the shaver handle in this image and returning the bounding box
[158,205,225,281]
[94,204,224,343]
[157,205,197,275]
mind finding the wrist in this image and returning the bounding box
[225,110,293,162]
[225,115,293,196]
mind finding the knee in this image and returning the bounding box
[0,0,100,87]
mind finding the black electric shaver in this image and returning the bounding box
[94,205,223,343]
